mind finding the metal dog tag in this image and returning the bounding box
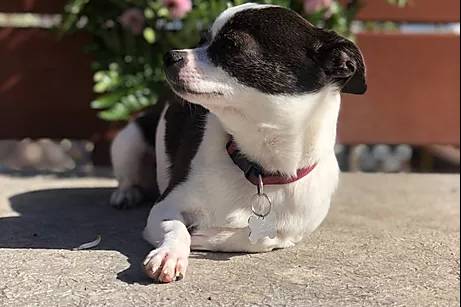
[248,211,277,243]
[248,175,277,243]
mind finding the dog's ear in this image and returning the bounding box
[319,37,367,95]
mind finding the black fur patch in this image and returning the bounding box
[158,95,209,201]
[207,7,366,95]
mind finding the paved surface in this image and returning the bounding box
[0,173,459,306]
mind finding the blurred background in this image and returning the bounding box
[0,0,459,176]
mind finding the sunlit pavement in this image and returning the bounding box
[0,173,459,306]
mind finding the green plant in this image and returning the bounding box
[59,0,405,121]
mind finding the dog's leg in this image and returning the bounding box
[142,201,190,283]
[110,122,157,209]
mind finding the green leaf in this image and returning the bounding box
[93,71,106,82]
[98,104,130,121]
[143,27,156,44]
[144,7,155,19]
[157,7,169,17]
[91,91,127,109]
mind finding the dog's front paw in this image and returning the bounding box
[143,247,189,283]
[110,186,145,209]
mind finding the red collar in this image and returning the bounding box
[226,139,317,186]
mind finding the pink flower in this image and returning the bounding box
[303,0,333,14]
[118,8,145,35]
[163,0,192,19]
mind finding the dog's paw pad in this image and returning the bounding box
[143,247,188,283]
[110,187,144,209]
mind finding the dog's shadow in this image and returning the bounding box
[0,187,244,285]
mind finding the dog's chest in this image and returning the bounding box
[155,106,320,237]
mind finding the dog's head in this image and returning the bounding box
[164,3,366,111]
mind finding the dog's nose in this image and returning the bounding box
[164,51,186,68]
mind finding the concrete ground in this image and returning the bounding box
[0,173,459,306]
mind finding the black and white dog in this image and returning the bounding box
[110,3,366,283]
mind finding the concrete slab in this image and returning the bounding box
[0,173,459,306]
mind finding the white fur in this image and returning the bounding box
[211,3,275,39]
[175,47,239,97]
[143,219,190,282]
[110,122,155,208]
[155,105,169,193]
[146,88,340,254]
[111,122,147,188]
